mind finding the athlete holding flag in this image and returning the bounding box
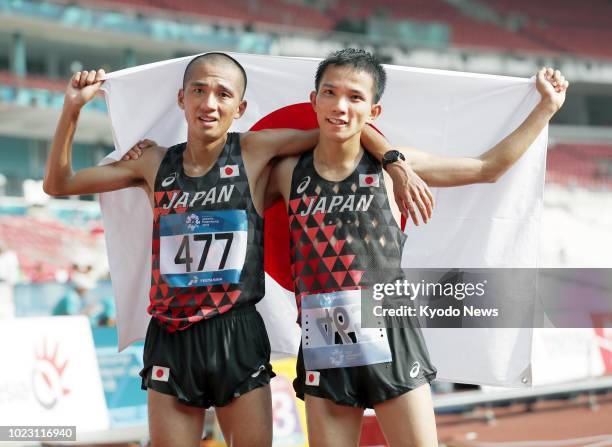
[43,52,430,447]
[267,49,568,446]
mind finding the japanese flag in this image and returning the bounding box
[305,371,320,386]
[220,165,239,178]
[359,173,380,187]
[152,366,170,382]
[100,52,547,387]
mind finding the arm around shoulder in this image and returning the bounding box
[242,129,319,161]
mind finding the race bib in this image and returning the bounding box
[301,289,391,370]
[159,210,247,287]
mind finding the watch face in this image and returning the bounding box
[383,150,405,168]
[384,150,401,162]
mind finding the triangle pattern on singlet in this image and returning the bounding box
[148,136,265,333]
[288,151,405,312]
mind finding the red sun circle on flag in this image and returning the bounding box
[225,167,234,176]
[156,369,164,378]
[364,176,374,185]
[308,373,315,383]
[251,103,317,292]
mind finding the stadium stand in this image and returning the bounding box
[524,24,612,60]
[0,70,65,91]
[487,0,612,29]
[79,0,336,30]
[485,0,612,59]
[74,0,612,56]
[547,143,612,189]
[0,214,104,282]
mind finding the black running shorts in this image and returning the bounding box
[294,327,437,409]
[140,305,275,408]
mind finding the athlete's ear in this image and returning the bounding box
[177,89,185,110]
[368,103,382,123]
[309,90,317,110]
[234,99,247,119]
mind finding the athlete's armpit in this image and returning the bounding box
[264,159,282,210]
[265,156,299,209]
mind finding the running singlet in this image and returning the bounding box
[288,150,406,370]
[149,133,264,331]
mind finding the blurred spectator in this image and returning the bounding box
[52,268,116,326]
[72,259,94,276]
[30,262,49,283]
[23,179,50,207]
[0,242,18,318]
[52,271,96,316]
[0,242,20,285]
[94,294,116,327]
[0,174,7,196]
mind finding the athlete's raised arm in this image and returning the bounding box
[43,69,160,197]
[365,67,568,187]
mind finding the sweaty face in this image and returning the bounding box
[179,61,246,142]
[311,65,380,142]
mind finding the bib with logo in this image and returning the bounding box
[149,134,264,331]
[301,289,391,369]
[288,150,406,370]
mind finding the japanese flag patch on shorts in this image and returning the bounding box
[305,371,320,386]
[152,365,170,382]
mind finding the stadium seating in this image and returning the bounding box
[19,0,607,59]
[546,143,612,189]
[0,70,107,111]
[0,215,103,282]
[523,24,612,60]
[485,0,612,59]
[81,0,335,30]
[0,70,65,92]
[487,0,612,29]
[447,18,550,52]
[80,0,592,56]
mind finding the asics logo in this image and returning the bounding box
[410,361,420,378]
[161,173,177,187]
[251,365,266,378]
[296,176,311,194]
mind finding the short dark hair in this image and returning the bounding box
[182,52,248,99]
[315,48,386,103]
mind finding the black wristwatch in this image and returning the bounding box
[382,150,405,169]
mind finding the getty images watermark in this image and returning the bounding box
[361,269,612,329]
[371,277,495,319]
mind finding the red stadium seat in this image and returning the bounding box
[0,215,104,283]
[546,143,612,189]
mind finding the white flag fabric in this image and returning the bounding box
[99,52,546,387]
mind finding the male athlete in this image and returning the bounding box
[43,52,428,447]
[267,49,568,446]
